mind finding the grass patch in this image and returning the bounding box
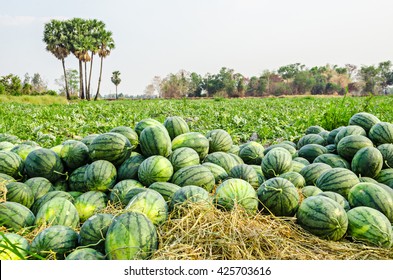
[0,95,68,105]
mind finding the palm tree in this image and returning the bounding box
[94,30,115,100]
[43,20,71,99]
[111,71,121,99]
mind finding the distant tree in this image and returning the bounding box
[293,71,315,94]
[278,63,305,81]
[152,76,162,98]
[0,74,22,95]
[378,61,393,94]
[359,65,379,94]
[31,73,47,93]
[111,71,121,99]
[144,84,155,97]
[55,69,79,96]
[189,72,203,97]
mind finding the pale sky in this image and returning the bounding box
[1,0,393,96]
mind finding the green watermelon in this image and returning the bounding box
[257,177,300,216]
[24,177,54,201]
[202,162,228,184]
[0,173,15,184]
[134,118,165,136]
[60,140,89,170]
[261,147,292,179]
[238,141,265,165]
[305,125,325,135]
[292,157,310,166]
[347,206,392,248]
[0,141,14,151]
[374,168,393,188]
[0,133,19,144]
[337,135,374,160]
[291,161,307,173]
[138,155,173,186]
[351,147,383,178]
[74,191,108,222]
[5,182,34,208]
[313,154,350,169]
[148,182,181,204]
[110,126,139,150]
[203,152,238,173]
[0,232,30,260]
[317,191,350,211]
[349,112,380,133]
[109,179,144,206]
[326,126,344,145]
[30,225,79,259]
[10,144,40,160]
[84,160,117,192]
[325,144,337,154]
[34,197,79,228]
[105,212,158,260]
[164,116,190,140]
[206,129,233,153]
[122,188,149,206]
[228,145,240,155]
[168,147,200,172]
[170,185,211,210]
[172,132,209,160]
[171,165,215,192]
[228,164,259,189]
[301,185,323,198]
[117,152,145,181]
[24,148,64,183]
[30,190,74,215]
[214,178,258,213]
[81,134,99,146]
[334,125,367,145]
[369,122,393,145]
[299,163,332,186]
[139,125,172,158]
[315,168,360,199]
[296,196,348,241]
[297,134,326,149]
[298,144,327,163]
[66,248,106,260]
[68,164,89,192]
[279,171,306,188]
[250,165,265,185]
[0,151,24,179]
[89,132,132,167]
[53,178,68,192]
[264,143,297,158]
[0,201,35,231]
[377,143,393,169]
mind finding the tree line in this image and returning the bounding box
[146,62,393,98]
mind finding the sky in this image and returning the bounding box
[1,0,393,96]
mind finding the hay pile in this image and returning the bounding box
[152,203,393,260]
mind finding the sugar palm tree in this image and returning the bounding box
[111,71,121,99]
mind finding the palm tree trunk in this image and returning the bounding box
[94,56,104,101]
[87,53,94,100]
[116,85,118,100]
[79,60,85,99]
[61,58,70,100]
[84,62,89,100]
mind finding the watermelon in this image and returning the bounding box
[164,116,190,140]
[206,129,233,153]
[299,163,332,186]
[0,133,19,144]
[349,112,381,133]
[50,144,63,156]
[202,162,228,184]
[0,151,24,179]
[250,165,265,185]
[377,143,393,169]
[66,248,106,260]
[305,125,325,135]
[325,144,337,154]
[148,182,181,204]
[348,182,393,222]
[318,130,329,142]
[79,213,115,253]
[109,179,144,206]
[117,152,145,181]
[139,125,172,158]
[172,132,209,160]
[74,191,108,222]
[374,168,393,188]
[337,135,374,160]
[292,157,310,166]
[228,145,240,155]
[89,132,132,167]
[369,122,393,145]
[315,168,360,199]
[84,160,117,192]
[228,164,259,188]
[279,171,306,188]
[138,155,173,186]
[317,191,350,211]
[296,196,348,241]
[5,182,34,208]
[301,185,323,198]
[125,189,168,225]
[134,118,164,136]
[105,212,158,260]
[326,126,344,145]
[122,188,149,206]
[24,177,54,201]
[81,134,99,146]
[261,147,293,179]
[281,140,297,149]
[53,178,68,192]
[0,201,35,231]
[30,225,79,259]
[170,185,211,210]
[227,153,244,165]
[257,177,300,216]
[238,141,265,165]
[171,165,215,192]
[297,134,326,149]
[351,147,383,178]
[313,154,350,169]
[264,143,297,158]
[31,190,74,215]
[0,141,14,151]
[358,177,379,184]
[168,147,200,172]
[334,125,367,145]
[298,144,327,163]
[0,232,30,260]
[0,173,15,184]
[24,148,64,183]
[68,164,89,192]
[10,144,40,160]
[110,126,139,150]
[60,140,89,170]
[214,178,258,213]
[206,151,240,173]
[34,197,79,228]
[347,206,392,248]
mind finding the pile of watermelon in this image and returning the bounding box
[1,112,393,260]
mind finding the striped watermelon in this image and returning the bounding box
[0,141,14,151]
[84,160,117,192]
[257,177,300,216]
[138,155,173,186]
[24,177,54,201]
[125,189,168,225]
[134,118,165,136]
[318,130,329,142]
[291,161,307,173]
[228,164,259,189]
[24,148,64,183]
[315,168,360,199]
[34,197,80,228]
[68,164,89,192]
[31,190,74,215]
[348,182,393,222]
[292,157,310,166]
[228,145,240,155]
[214,178,258,213]
[349,112,380,133]
[79,213,115,253]
[0,173,15,185]
[298,144,327,163]
[0,232,30,260]
[81,134,99,146]
[66,248,106,260]
[172,132,209,160]
[325,144,337,154]
[202,162,228,184]
[326,126,344,145]
[305,125,325,135]
[264,143,297,158]
[374,168,393,188]
[117,152,145,181]
[110,126,139,150]
[317,191,350,211]
[313,154,350,169]
[148,182,181,203]
[377,143,393,169]
[5,182,34,208]
[299,163,332,186]
[74,191,108,222]
[238,141,265,165]
[10,144,40,160]
[296,196,348,241]
[347,206,392,248]
[351,147,383,178]
[60,140,89,170]
[206,129,233,153]
[168,147,200,172]
[369,122,393,145]
[0,133,19,143]
[297,134,326,149]
[89,132,132,167]
[301,185,323,198]
[122,188,149,206]
[171,165,215,192]
[0,151,24,179]
[279,171,306,188]
[30,225,79,259]
[53,178,68,192]
[228,153,244,165]
[337,135,374,160]
[139,125,172,158]
[164,116,190,140]
[0,201,35,231]
[170,185,211,211]
[105,211,158,260]
[250,165,265,185]
[334,125,367,145]
[50,144,63,156]
[109,179,144,206]
[261,147,293,179]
